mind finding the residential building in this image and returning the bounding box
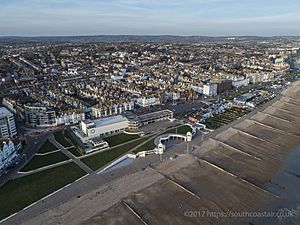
[136,97,160,107]
[92,101,134,118]
[0,107,17,138]
[24,105,57,127]
[2,98,16,114]
[216,80,232,94]
[0,141,18,171]
[3,100,85,128]
[203,83,218,97]
[232,77,249,88]
[56,111,85,125]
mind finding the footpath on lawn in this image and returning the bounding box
[0,163,86,221]
[81,135,152,171]
[20,138,70,173]
[54,131,84,157]
[0,124,190,222]
[81,124,190,171]
[36,140,58,153]
[20,151,70,172]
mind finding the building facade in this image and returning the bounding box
[24,105,57,127]
[217,80,232,94]
[92,101,134,118]
[56,111,85,125]
[0,107,17,138]
[203,83,218,97]
[136,97,161,107]
[231,77,250,88]
[128,110,174,130]
[80,115,129,139]
[0,141,18,171]
[24,104,85,127]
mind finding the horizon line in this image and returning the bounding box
[0,34,299,38]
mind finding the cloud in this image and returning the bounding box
[0,0,299,36]
[210,13,300,24]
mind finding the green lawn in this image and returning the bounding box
[165,125,192,135]
[21,151,70,172]
[37,140,57,153]
[104,133,140,147]
[54,131,72,147]
[0,163,86,221]
[133,137,157,154]
[66,147,83,157]
[205,107,251,129]
[64,131,85,156]
[82,136,151,171]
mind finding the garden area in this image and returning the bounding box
[205,107,251,129]
[0,163,86,221]
[54,131,84,156]
[133,136,157,154]
[54,131,72,148]
[164,125,192,135]
[20,151,70,172]
[37,140,58,153]
[104,133,139,147]
[82,136,151,171]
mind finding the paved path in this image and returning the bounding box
[49,135,94,174]
[15,160,73,178]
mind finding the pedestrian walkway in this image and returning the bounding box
[49,135,94,174]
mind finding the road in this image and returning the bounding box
[0,131,49,187]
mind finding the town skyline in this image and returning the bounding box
[0,1,300,224]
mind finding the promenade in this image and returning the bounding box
[2,80,300,225]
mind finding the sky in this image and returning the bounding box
[0,0,299,36]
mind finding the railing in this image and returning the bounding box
[137,124,197,157]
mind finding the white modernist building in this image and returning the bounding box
[0,141,18,171]
[0,107,17,138]
[80,115,129,139]
[128,110,174,130]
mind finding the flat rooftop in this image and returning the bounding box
[84,115,128,128]
[134,110,173,121]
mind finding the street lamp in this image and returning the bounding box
[200,130,204,141]
[157,143,165,161]
[186,131,192,154]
